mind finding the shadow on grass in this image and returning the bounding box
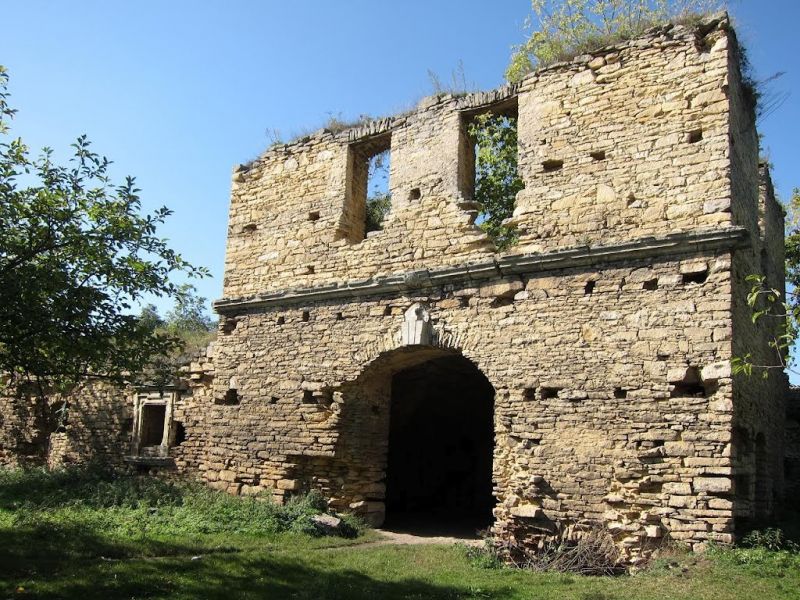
[0,523,509,600]
[0,465,184,510]
[0,521,226,575]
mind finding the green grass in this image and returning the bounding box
[1,468,798,599]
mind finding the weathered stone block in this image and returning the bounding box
[693,477,732,494]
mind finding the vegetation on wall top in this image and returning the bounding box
[506,0,722,82]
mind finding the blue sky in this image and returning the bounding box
[1,1,797,318]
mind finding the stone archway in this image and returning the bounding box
[379,351,496,535]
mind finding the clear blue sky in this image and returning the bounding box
[2,1,797,316]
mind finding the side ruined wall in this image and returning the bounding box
[0,380,133,469]
[0,346,215,473]
[786,388,800,503]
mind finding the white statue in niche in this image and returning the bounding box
[402,303,432,346]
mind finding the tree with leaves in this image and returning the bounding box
[365,149,391,233]
[0,66,207,389]
[139,285,217,387]
[469,113,525,250]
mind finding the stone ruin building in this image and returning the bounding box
[1,15,796,559]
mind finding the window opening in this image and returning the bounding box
[460,99,523,251]
[53,401,69,432]
[140,404,166,447]
[345,134,392,241]
[366,148,391,233]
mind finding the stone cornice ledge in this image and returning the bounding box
[214,227,750,314]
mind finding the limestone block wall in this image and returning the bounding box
[221,17,737,301]
[165,347,216,476]
[0,380,133,469]
[729,165,788,524]
[511,20,733,252]
[786,388,800,502]
[208,250,736,553]
[0,346,215,473]
[205,13,788,556]
[222,96,499,299]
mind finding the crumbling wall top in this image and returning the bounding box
[220,14,747,304]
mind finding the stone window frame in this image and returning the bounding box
[130,389,179,458]
[341,132,393,243]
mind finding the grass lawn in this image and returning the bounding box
[1,468,798,600]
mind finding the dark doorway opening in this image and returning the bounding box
[384,355,495,536]
[140,404,166,447]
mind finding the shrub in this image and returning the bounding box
[740,527,799,552]
[0,467,365,540]
[468,527,624,575]
[464,539,505,570]
[507,1,721,82]
[0,465,184,510]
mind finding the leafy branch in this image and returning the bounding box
[731,275,796,378]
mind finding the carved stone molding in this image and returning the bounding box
[214,226,750,314]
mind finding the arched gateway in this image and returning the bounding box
[349,346,496,534]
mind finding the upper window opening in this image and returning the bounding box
[53,401,69,432]
[366,147,391,234]
[344,134,392,242]
[459,98,523,251]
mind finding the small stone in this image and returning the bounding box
[311,513,343,534]
[701,362,731,382]
[588,56,606,70]
[645,525,662,538]
[510,505,542,518]
[693,477,732,494]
